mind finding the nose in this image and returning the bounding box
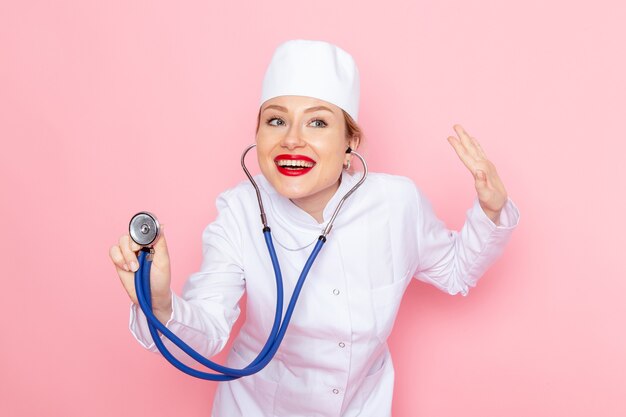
[280,121,305,150]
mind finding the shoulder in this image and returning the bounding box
[348,172,422,220]
[364,172,420,196]
[212,178,258,213]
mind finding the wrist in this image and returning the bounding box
[153,291,173,324]
[485,210,501,226]
[480,205,501,226]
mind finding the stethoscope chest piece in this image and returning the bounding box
[129,211,160,247]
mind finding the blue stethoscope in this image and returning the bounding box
[130,144,367,381]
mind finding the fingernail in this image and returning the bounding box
[130,261,138,272]
[123,264,130,272]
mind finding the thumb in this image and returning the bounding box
[155,224,167,248]
[475,170,487,185]
[152,224,170,263]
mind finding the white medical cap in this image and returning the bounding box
[260,39,361,122]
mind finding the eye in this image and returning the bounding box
[266,117,285,127]
[309,119,327,128]
[266,117,327,128]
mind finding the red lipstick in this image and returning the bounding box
[274,154,316,176]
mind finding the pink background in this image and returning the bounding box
[2,0,625,416]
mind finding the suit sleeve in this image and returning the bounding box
[127,192,246,365]
[411,185,520,296]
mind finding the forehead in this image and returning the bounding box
[260,95,342,115]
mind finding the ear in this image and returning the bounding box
[348,134,360,152]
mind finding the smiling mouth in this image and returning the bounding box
[274,155,316,176]
[275,159,315,169]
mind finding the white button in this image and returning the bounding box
[332,388,340,394]
[338,342,345,348]
[332,289,340,295]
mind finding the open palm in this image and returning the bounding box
[447,124,508,225]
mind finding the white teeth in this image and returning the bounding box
[275,159,315,168]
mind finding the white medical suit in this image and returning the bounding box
[129,170,521,416]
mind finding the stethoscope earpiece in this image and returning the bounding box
[241,144,367,238]
[129,211,160,248]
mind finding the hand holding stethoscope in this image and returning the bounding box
[447,124,509,225]
[109,221,173,324]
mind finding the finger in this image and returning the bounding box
[470,136,488,159]
[453,124,481,159]
[453,124,472,150]
[447,136,475,171]
[110,244,138,302]
[119,234,140,272]
[109,244,130,272]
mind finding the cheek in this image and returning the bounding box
[255,139,274,165]
[256,152,273,177]
[319,154,345,180]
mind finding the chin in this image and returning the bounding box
[270,179,314,200]
[260,163,341,202]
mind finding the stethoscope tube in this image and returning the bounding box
[134,231,325,380]
[132,144,367,380]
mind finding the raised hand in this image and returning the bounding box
[446,124,508,225]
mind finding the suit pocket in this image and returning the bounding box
[348,350,393,414]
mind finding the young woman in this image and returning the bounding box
[109,39,520,417]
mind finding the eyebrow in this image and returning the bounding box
[262,104,335,114]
